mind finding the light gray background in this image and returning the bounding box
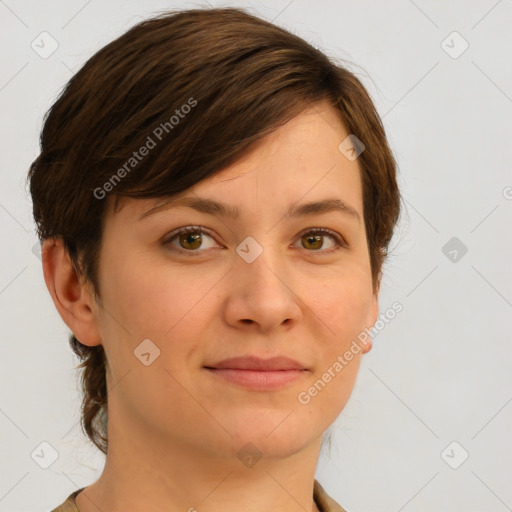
[1,1,511,511]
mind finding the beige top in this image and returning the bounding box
[49,479,347,512]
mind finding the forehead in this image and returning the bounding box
[106,103,362,223]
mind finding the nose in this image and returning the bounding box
[222,243,302,334]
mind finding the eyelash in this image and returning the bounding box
[161,225,347,256]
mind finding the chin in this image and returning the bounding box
[220,411,322,460]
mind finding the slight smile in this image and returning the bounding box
[204,355,310,391]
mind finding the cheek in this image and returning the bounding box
[297,345,362,430]
[301,273,371,420]
[318,359,361,426]
[99,253,188,332]
[308,273,373,340]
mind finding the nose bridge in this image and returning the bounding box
[229,233,301,325]
[217,196,306,332]
[235,234,286,292]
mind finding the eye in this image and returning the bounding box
[162,226,347,256]
[293,227,346,254]
[162,226,220,256]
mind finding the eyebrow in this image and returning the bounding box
[138,196,361,224]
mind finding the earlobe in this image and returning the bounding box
[41,238,103,347]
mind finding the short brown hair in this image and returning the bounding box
[27,7,401,454]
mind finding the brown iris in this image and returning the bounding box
[178,231,203,250]
[301,234,323,250]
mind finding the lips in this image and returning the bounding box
[204,356,309,391]
[204,355,307,371]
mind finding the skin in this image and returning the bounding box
[43,101,379,512]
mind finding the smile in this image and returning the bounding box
[204,368,308,391]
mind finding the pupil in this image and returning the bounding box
[306,235,321,249]
[183,232,200,248]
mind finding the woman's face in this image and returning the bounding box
[90,102,378,461]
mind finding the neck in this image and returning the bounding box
[76,409,324,512]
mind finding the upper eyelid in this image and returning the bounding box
[163,225,346,247]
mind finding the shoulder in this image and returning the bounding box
[48,487,84,512]
[314,479,349,512]
[50,483,345,512]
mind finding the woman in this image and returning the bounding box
[28,7,401,512]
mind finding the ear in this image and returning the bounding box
[41,238,102,347]
[361,290,379,354]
